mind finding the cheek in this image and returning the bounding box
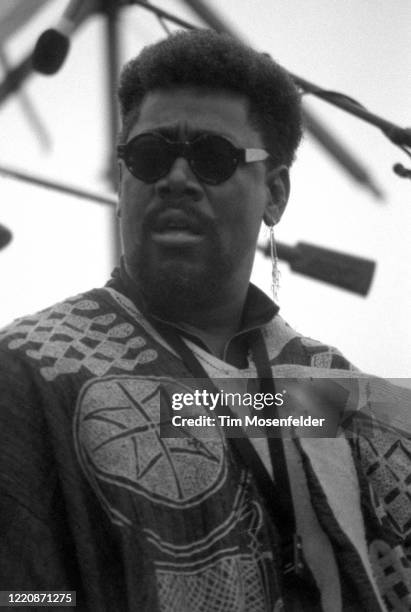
[120,179,148,221]
[214,181,266,244]
[118,180,150,247]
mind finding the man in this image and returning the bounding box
[0,30,410,611]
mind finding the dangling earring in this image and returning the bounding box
[269,224,280,303]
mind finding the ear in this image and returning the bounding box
[263,165,290,226]
[116,162,123,218]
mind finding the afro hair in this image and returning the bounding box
[118,29,302,167]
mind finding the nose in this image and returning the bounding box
[155,156,203,200]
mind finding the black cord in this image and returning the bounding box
[144,0,172,35]
[398,145,411,160]
[301,87,367,112]
[302,86,411,181]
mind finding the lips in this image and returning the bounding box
[151,209,202,234]
[149,209,204,246]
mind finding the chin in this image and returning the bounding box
[139,258,227,321]
[133,234,234,319]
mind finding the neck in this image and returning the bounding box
[175,292,247,357]
[120,263,249,358]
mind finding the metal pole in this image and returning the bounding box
[101,0,122,265]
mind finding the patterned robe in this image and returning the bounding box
[0,283,410,611]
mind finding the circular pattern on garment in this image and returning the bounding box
[74,376,227,509]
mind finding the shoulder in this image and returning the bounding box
[0,286,132,437]
[263,313,356,371]
[0,287,113,350]
[0,287,123,378]
[0,285,162,385]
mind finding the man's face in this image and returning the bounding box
[117,87,278,318]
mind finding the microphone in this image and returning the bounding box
[32,0,99,75]
[0,223,12,251]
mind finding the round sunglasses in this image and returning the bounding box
[117,132,271,185]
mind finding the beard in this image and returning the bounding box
[130,210,235,322]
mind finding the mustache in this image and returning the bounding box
[143,202,217,235]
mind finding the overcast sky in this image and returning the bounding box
[1,0,410,380]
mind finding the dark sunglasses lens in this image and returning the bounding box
[191,135,238,183]
[125,134,173,182]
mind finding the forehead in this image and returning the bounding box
[128,87,262,146]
